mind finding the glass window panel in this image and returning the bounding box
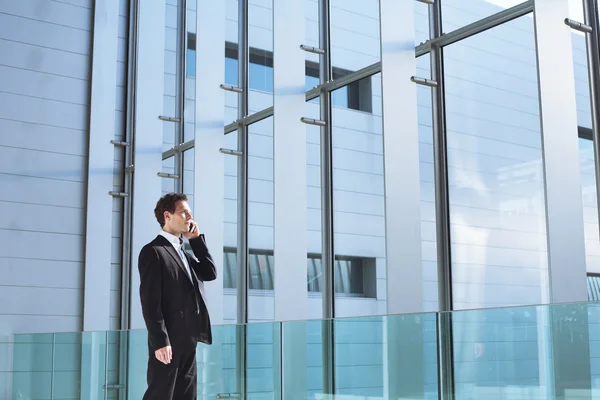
[417,53,438,312]
[588,275,600,301]
[568,2,599,276]
[306,97,323,319]
[161,156,176,195]
[331,72,385,318]
[443,15,548,309]
[162,1,183,152]
[248,0,273,112]
[225,56,238,86]
[225,0,239,122]
[569,0,592,130]
[182,147,194,212]
[441,0,525,32]
[248,116,274,321]
[452,306,541,398]
[183,0,197,142]
[415,0,430,45]
[580,139,599,273]
[333,316,384,397]
[330,0,381,77]
[224,130,239,323]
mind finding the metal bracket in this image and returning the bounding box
[158,115,181,123]
[157,172,180,179]
[219,148,243,157]
[300,117,327,126]
[300,44,325,54]
[216,394,242,399]
[220,84,244,93]
[109,191,129,198]
[565,18,593,33]
[411,76,439,87]
[416,0,434,4]
[110,140,129,147]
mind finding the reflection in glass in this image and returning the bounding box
[444,15,548,309]
[223,130,239,324]
[452,306,542,399]
[162,1,183,152]
[442,0,524,32]
[248,0,273,112]
[161,156,176,195]
[183,1,197,142]
[331,73,385,318]
[416,53,438,312]
[306,97,322,320]
[415,1,430,45]
[330,0,381,76]
[182,148,194,208]
[248,116,274,322]
[580,139,600,272]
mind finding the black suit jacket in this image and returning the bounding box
[138,234,216,351]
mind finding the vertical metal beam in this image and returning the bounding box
[582,0,600,235]
[236,1,250,400]
[430,0,452,317]
[175,0,187,193]
[318,0,335,396]
[319,0,334,323]
[83,0,120,332]
[120,0,139,333]
[237,0,249,327]
[429,2,455,400]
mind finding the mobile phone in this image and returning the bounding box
[189,223,196,233]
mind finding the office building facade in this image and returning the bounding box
[2,0,600,398]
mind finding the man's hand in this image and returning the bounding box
[155,345,172,364]
[182,220,200,240]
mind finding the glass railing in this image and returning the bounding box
[2,301,600,399]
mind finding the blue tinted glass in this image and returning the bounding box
[186,49,196,77]
[305,75,319,92]
[249,63,273,93]
[331,86,348,108]
[225,57,238,86]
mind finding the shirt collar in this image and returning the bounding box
[159,230,183,249]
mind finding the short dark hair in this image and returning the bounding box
[154,193,188,227]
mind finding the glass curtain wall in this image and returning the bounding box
[154,0,600,397]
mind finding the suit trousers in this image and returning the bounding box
[143,344,197,400]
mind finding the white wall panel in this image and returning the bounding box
[0,13,90,54]
[0,0,94,335]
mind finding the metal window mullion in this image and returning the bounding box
[318,0,335,396]
[235,1,249,400]
[319,0,334,324]
[120,0,140,332]
[175,0,187,193]
[236,0,249,328]
[429,1,455,400]
[582,0,600,236]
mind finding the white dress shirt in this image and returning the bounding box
[159,230,193,282]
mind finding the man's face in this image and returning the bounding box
[164,200,193,235]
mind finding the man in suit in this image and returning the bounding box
[138,192,216,400]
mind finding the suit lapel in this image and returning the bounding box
[158,236,194,285]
